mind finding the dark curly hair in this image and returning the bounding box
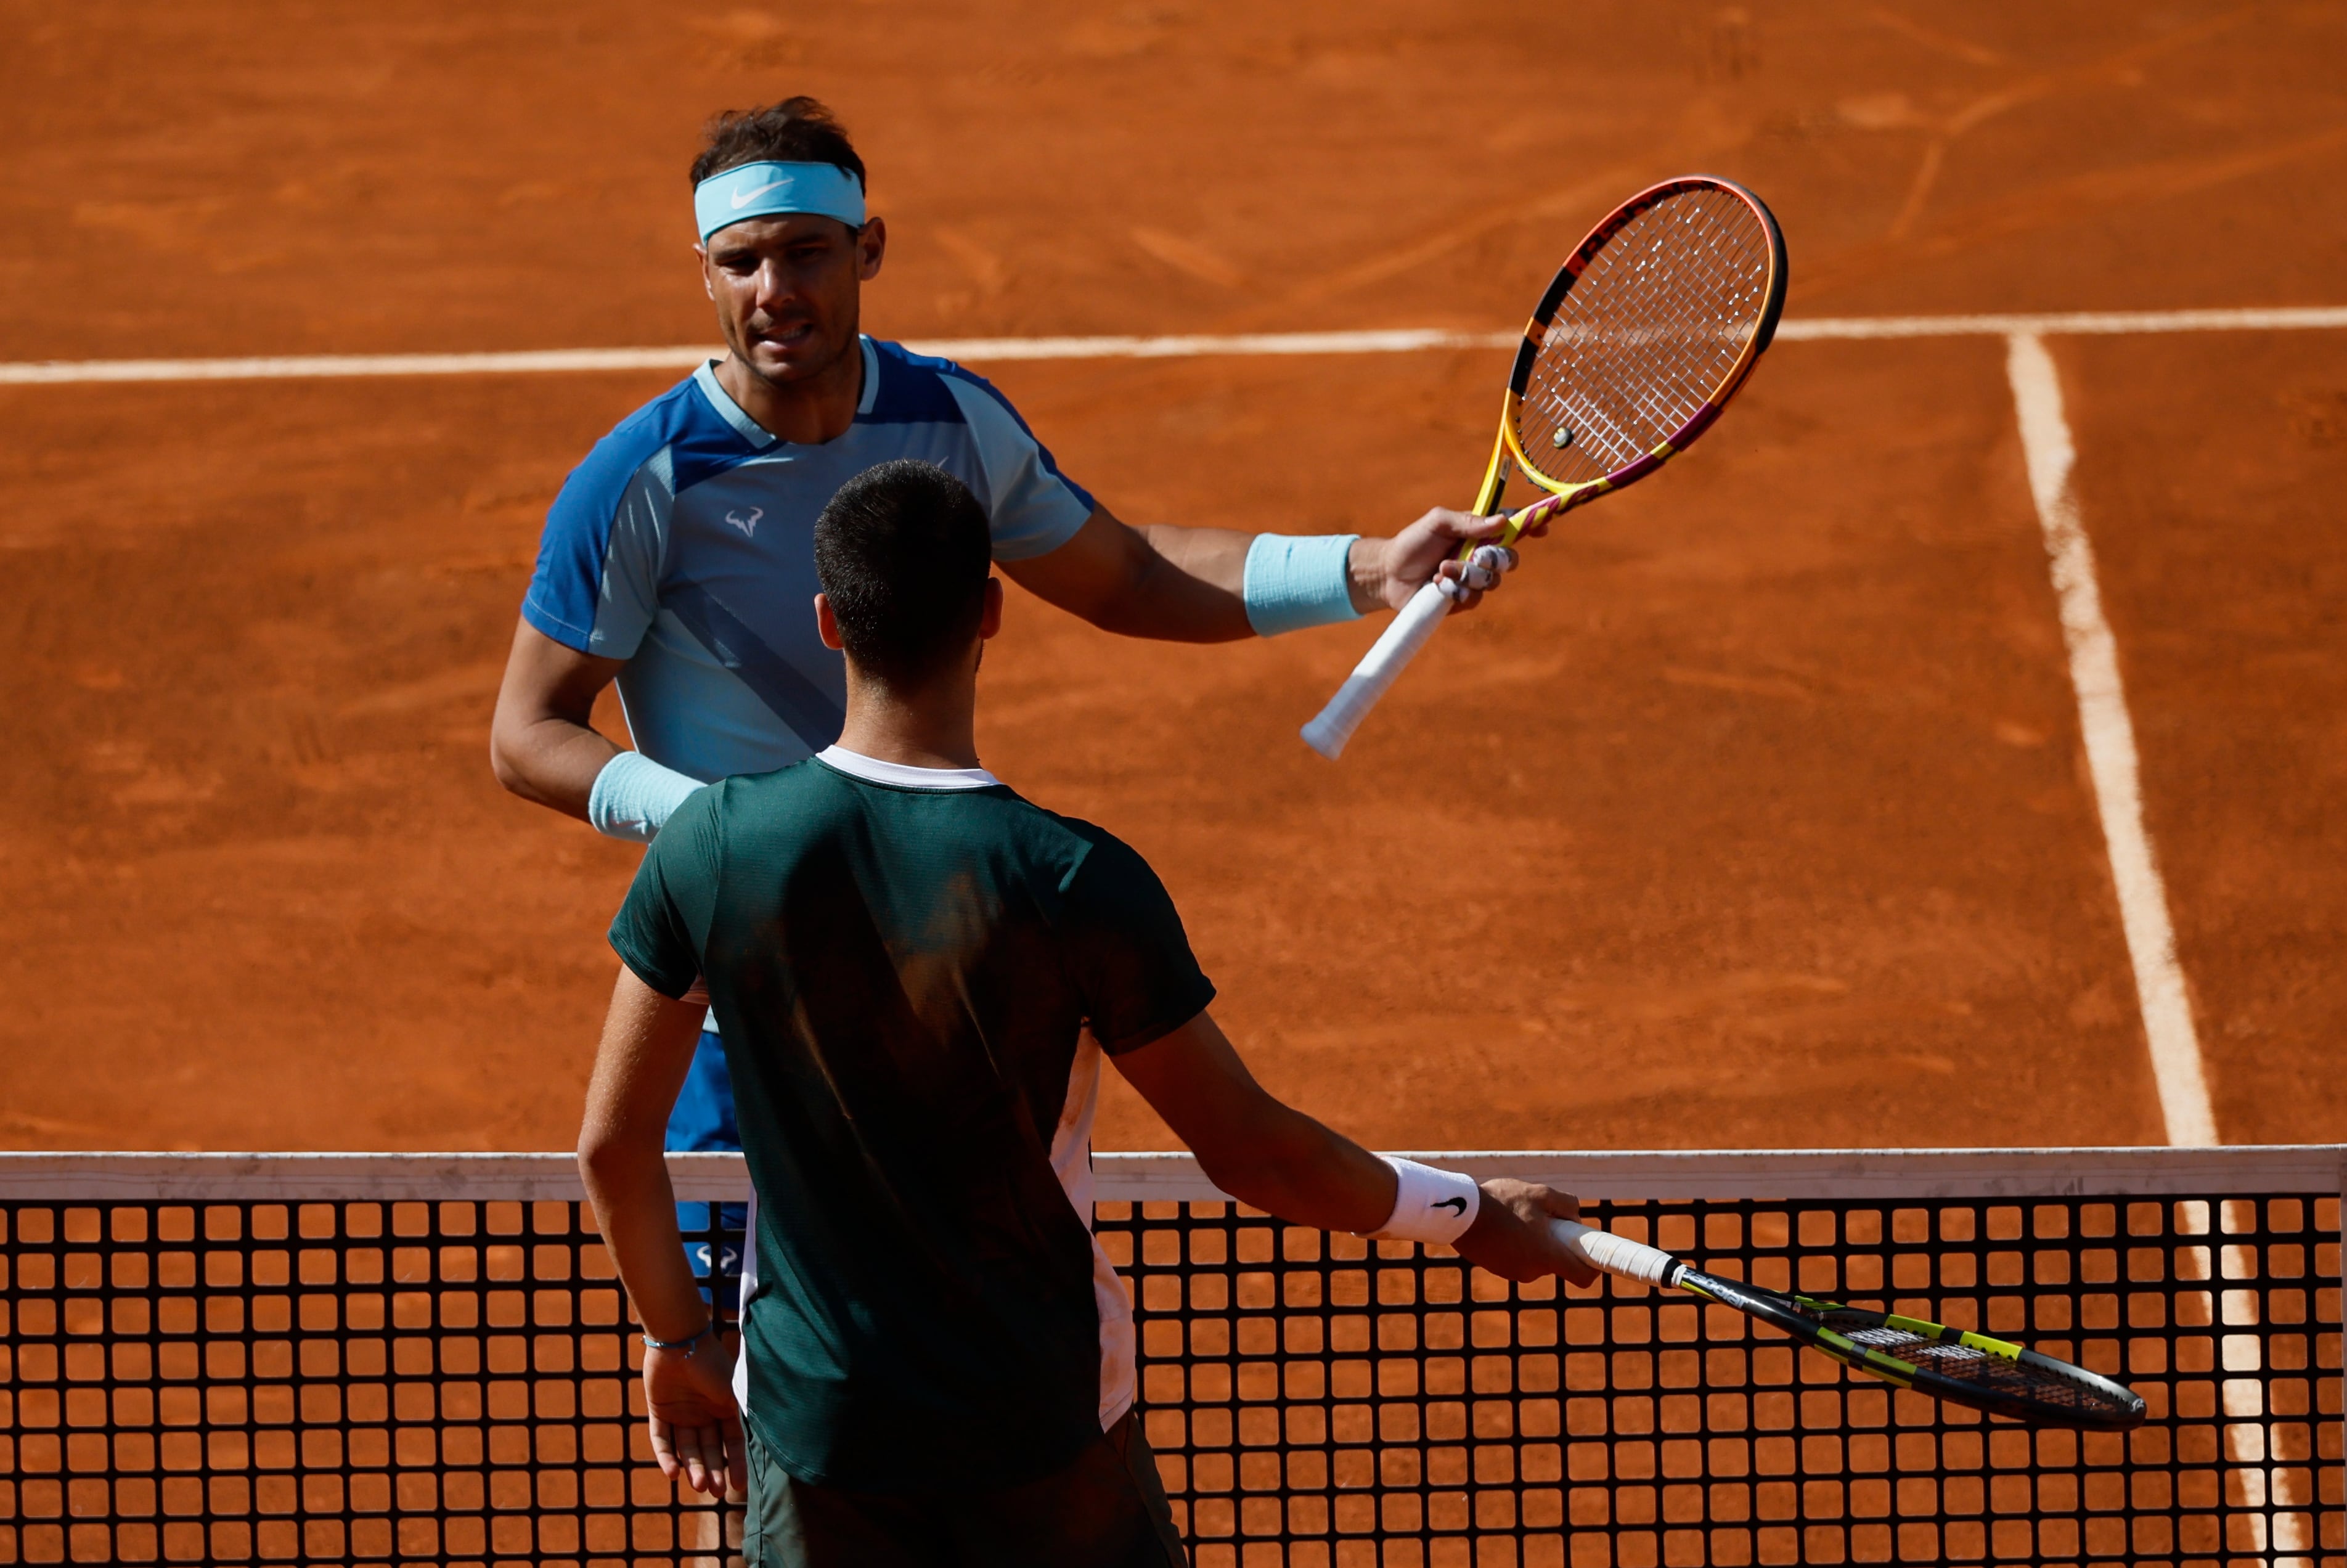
[814,462,992,686]
[689,97,867,191]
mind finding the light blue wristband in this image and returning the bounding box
[587,752,706,843]
[1242,533,1364,637]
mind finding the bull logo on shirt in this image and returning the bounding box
[724,507,764,539]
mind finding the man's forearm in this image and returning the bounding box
[1117,523,1254,641]
[579,970,725,1339]
[580,1143,712,1344]
[490,619,634,817]
[1190,1100,1397,1235]
[1116,1013,1397,1231]
[1115,1014,1588,1283]
[1006,510,1388,644]
[490,711,621,819]
[1138,523,1389,634]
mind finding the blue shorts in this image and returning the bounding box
[668,1029,746,1315]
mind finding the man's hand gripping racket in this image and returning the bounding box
[1550,1219,2147,1431]
[1302,176,1789,758]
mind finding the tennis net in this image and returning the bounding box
[2,1148,2340,1567]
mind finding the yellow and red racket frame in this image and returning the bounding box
[1466,174,1788,552]
[1300,176,1785,759]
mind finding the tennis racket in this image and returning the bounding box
[1301,176,1788,759]
[1554,1219,2147,1431]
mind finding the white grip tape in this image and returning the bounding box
[1299,579,1451,758]
[1549,1219,1682,1287]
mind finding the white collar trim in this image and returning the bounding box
[856,335,880,417]
[692,360,778,448]
[690,337,876,444]
[815,745,1000,791]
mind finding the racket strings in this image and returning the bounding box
[1818,1312,2136,1417]
[1572,192,1768,449]
[1528,204,1761,475]
[1516,185,1773,489]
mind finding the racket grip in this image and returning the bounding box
[1300,580,1451,758]
[1550,1219,1683,1287]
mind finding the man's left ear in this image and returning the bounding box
[856,216,887,281]
[814,592,846,651]
[978,577,1005,640]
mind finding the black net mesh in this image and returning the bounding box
[2,1175,2339,1566]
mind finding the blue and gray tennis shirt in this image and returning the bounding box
[523,338,1095,780]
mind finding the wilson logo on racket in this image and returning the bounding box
[1302,175,1788,759]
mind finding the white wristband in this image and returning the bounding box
[1365,1157,1481,1246]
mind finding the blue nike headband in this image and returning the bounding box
[695,161,867,241]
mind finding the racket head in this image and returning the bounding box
[1678,1268,2147,1432]
[1498,176,1786,524]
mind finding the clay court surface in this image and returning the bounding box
[2,1,2343,1156]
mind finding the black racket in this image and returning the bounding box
[1555,1219,2145,1431]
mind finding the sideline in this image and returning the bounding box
[2005,332,2217,1149]
[3,304,2345,385]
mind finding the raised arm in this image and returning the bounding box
[999,504,1531,645]
[1112,1011,1595,1284]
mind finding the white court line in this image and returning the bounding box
[2180,1202,2317,1563]
[2,304,2345,385]
[2005,332,2218,1148]
[0,329,1511,386]
[1776,304,2347,341]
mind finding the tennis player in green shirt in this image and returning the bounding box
[577,460,1594,1567]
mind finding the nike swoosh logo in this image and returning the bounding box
[1434,1196,1467,1215]
[730,179,790,210]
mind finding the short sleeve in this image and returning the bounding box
[942,371,1096,562]
[1055,826,1216,1054]
[523,447,673,658]
[608,786,721,998]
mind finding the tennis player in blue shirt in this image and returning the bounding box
[494,98,1531,1314]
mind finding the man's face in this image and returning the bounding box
[698,213,886,386]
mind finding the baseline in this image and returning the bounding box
[4,305,2345,386]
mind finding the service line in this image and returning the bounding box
[2005,332,2218,1148]
[3,304,2345,385]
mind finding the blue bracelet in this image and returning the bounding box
[1242,533,1363,637]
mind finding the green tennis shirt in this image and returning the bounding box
[608,748,1215,1492]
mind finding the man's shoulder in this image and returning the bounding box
[702,759,835,815]
[571,375,707,485]
[553,370,761,520]
[1027,808,1167,896]
[863,338,1024,428]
